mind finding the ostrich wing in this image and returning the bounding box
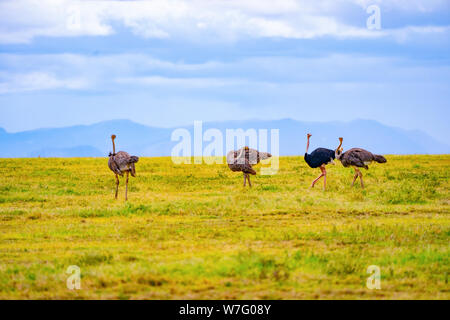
[343,148,374,168]
[108,156,122,175]
[353,148,376,161]
[246,148,261,165]
[109,151,137,176]
[227,149,257,174]
[228,160,257,175]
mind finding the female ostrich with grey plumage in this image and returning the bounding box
[227,146,272,187]
[108,135,139,200]
[304,133,340,190]
[335,137,387,188]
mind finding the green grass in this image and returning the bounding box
[0,155,448,299]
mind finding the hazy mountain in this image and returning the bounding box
[28,146,103,158]
[0,120,170,158]
[0,119,448,158]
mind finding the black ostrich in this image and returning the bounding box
[304,133,342,190]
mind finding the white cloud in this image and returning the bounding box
[390,25,450,43]
[1,52,449,94]
[0,0,112,43]
[0,0,448,43]
[351,0,448,13]
[0,71,88,94]
[115,76,252,88]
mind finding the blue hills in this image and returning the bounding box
[0,119,448,158]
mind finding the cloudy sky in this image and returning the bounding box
[0,0,449,143]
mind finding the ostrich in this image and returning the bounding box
[304,133,340,190]
[108,135,139,200]
[227,146,272,187]
[335,137,387,188]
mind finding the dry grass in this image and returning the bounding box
[0,155,448,299]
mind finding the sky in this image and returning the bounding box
[0,0,449,144]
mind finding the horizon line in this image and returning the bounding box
[0,117,423,134]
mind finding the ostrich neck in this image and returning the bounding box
[112,140,116,154]
[306,138,310,154]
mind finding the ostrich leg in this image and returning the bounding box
[323,167,327,191]
[352,168,359,187]
[311,166,325,188]
[243,173,247,187]
[115,174,119,199]
[359,171,365,189]
[247,175,252,188]
[125,171,129,201]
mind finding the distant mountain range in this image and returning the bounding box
[0,119,449,158]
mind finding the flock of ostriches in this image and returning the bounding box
[108,134,387,200]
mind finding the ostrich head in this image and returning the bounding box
[307,133,312,139]
[335,137,344,160]
[259,152,272,161]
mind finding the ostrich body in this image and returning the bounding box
[108,135,139,200]
[335,138,387,188]
[304,134,339,190]
[227,146,272,187]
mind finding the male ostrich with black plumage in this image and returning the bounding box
[335,137,387,188]
[108,135,139,200]
[227,146,272,187]
[304,133,340,190]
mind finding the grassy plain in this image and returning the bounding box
[0,155,449,299]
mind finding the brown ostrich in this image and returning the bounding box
[108,135,139,200]
[335,137,387,188]
[227,146,272,187]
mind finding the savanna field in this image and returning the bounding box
[0,155,449,300]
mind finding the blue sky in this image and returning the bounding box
[0,0,449,144]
